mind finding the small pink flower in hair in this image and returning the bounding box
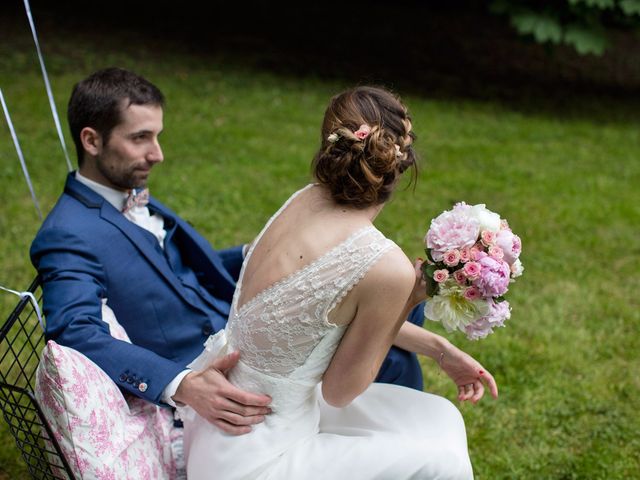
[354,124,371,140]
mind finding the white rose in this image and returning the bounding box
[510,258,524,278]
[470,204,502,232]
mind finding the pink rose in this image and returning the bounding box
[443,249,461,267]
[481,230,496,246]
[469,246,481,261]
[459,246,471,263]
[463,286,482,301]
[433,269,449,283]
[354,124,371,140]
[463,261,481,279]
[473,252,510,297]
[488,245,504,260]
[495,229,522,265]
[453,269,467,285]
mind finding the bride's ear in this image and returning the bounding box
[80,127,102,156]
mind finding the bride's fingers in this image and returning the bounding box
[479,369,499,399]
[459,383,474,402]
[470,380,484,403]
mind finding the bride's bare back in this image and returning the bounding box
[238,184,390,326]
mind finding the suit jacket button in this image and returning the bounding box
[119,374,127,382]
[202,324,213,336]
[127,376,133,383]
[138,382,148,393]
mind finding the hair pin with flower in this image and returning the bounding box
[327,133,340,143]
[354,124,371,140]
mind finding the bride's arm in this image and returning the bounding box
[321,252,421,407]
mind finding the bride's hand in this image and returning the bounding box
[439,344,499,404]
[406,258,428,308]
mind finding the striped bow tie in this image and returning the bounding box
[122,188,150,213]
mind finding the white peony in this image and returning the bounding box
[424,280,490,333]
[469,204,502,233]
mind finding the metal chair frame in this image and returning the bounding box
[0,276,75,479]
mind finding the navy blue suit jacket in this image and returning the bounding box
[31,173,244,404]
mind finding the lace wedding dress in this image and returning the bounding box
[182,186,473,479]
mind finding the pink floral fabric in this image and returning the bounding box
[35,302,185,479]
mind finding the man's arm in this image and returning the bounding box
[31,226,187,403]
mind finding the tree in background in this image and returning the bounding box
[491,0,640,55]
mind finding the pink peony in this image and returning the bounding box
[443,249,461,267]
[463,261,481,279]
[488,245,504,260]
[473,252,511,297]
[426,205,480,262]
[495,229,522,265]
[465,299,511,340]
[433,269,450,283]
[453,269,467,285]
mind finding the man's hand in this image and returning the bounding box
[439,344,499,404]
[173,351,272,435]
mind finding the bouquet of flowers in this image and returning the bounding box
[423,202,523,340]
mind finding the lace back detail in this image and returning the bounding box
[227,225,395,380]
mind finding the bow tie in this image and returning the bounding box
[122,188,150,213]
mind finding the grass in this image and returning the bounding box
[1,15,639,480]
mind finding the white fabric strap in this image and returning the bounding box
[23,0,73,172]
[0,87,43,221]
[0,285,45,332]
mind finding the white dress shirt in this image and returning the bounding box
[75,172,188,406]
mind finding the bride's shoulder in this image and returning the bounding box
[360,244,415,293]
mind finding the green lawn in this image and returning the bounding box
[1,18,639,480]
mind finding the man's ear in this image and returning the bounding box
[80,127,102,156]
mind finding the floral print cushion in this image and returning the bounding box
[35,301,184,479]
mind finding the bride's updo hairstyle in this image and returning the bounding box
[312,86,417,209]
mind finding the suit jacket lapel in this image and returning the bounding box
[147,198,236,289]
[64,174,195,305]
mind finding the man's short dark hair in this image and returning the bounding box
[67,67,165,166]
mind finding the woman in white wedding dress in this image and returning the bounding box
[183,87,485,479]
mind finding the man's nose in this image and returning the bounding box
[147,139,164,164]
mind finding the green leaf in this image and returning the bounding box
[511,12,563,44]
[425,248,435,264]
[422,263,440,297]
[620,0,640,15]
[568,0,615,8]
[564,24,608,55]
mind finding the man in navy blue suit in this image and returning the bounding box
[31,68,497,435]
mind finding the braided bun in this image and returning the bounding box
[312,86,416,209]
